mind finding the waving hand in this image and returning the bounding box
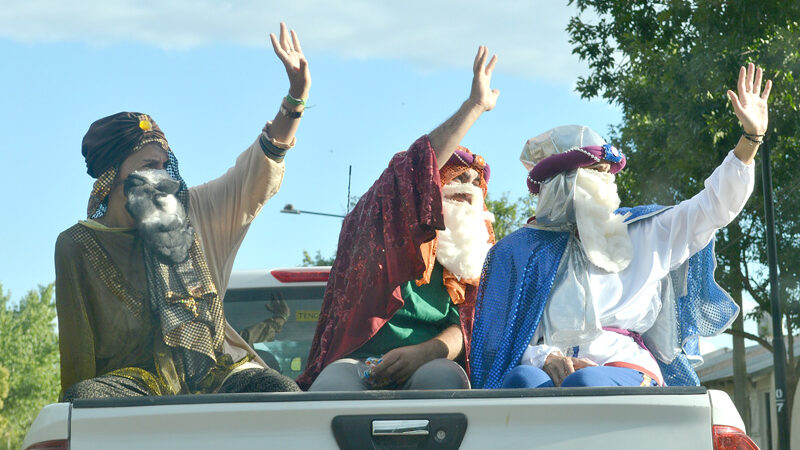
[270,22,311,100]
[727,63,771,136]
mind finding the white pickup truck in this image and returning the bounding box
[23,267,758,449]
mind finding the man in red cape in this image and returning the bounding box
[297,47,499,390]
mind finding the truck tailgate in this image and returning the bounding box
[70,387,712,449]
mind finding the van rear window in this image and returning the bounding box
[224,285,324,379]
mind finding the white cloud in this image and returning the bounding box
[0,0,592,83]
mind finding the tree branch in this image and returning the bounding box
[724,328,773,352]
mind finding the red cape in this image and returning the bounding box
[296,135,478,390]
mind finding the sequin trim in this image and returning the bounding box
[66,225,145,321]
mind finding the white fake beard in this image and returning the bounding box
[573,168,633,273]
[437,183,495,281]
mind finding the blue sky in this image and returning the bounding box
[0,0,756,352]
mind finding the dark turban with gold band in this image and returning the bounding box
[82,112,185,219]
[80,111,225,393]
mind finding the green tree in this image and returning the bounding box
[0,284,60,449]
[0,365,9,439]
[568,0,800,427]
[300,250,336,267]
[485,192,536,241]
[300,192,536,265]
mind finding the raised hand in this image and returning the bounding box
[727,63,771,136]
[270,22,310,100]
[469,46,500,112]
[428,45,499,168]
[265,294,290,320]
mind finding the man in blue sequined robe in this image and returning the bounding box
[470,64,772,389]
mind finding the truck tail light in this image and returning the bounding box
[25,440,69,450]
[712,425,759,450]
[270,269,330,283]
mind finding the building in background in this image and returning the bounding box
[698,336,800,450]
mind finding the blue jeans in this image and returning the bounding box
[500,365,658,388]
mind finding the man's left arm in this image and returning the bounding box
[370,324,464,384]
[264,22,310,153]
[642,64,771,272]
[188,22,311,289]
[428,46,498,169]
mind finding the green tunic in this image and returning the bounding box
[349,263,460,359]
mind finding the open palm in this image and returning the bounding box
[727,63,771,136]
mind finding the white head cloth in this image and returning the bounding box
[520,124,607,171]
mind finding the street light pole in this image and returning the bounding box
[761,140,790,449]
[280,204,345,219]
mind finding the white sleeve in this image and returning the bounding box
[519,324,563,369]
[634,150,754,273]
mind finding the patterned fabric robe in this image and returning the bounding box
[296,136,480,390]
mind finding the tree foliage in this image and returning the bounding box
[485,192,536,241]
[300,250,336,267]
[300,192,535,265]
[0,365,8,439]
[568,0,800,422]
[0,284,60,449]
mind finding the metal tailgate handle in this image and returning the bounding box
[372,419,430,436]
[332,413,466,449]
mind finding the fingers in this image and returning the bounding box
[564,357,575,375]
[762,79,773,100]
[270,33,285,58]
[553,362,572,387]
[370,353,398,379]
[727,90,743,114]
[745,62,755,93]
[754,67,763,96]
[280,22,291,51]
[485,54,498,75]
[737,66,746,97]
[571,358,598,370]
[544,356,575,387]
[291,29,303,53]
[473,46,487,74]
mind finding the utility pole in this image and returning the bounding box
[761,140,790,449]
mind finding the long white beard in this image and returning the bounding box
[573,168,633,273]
[437,183,494,281]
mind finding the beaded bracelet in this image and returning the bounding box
[743,134,764,144]
[285,93,307,107]
[280,104,303,119]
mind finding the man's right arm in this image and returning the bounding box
[428,46,499,169]
[54,232,97,395]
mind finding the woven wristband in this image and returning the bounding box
[285,93,307,107]
[743,134,764,144]
[259,134,289,162]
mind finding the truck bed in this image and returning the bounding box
[27,387,720,449]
